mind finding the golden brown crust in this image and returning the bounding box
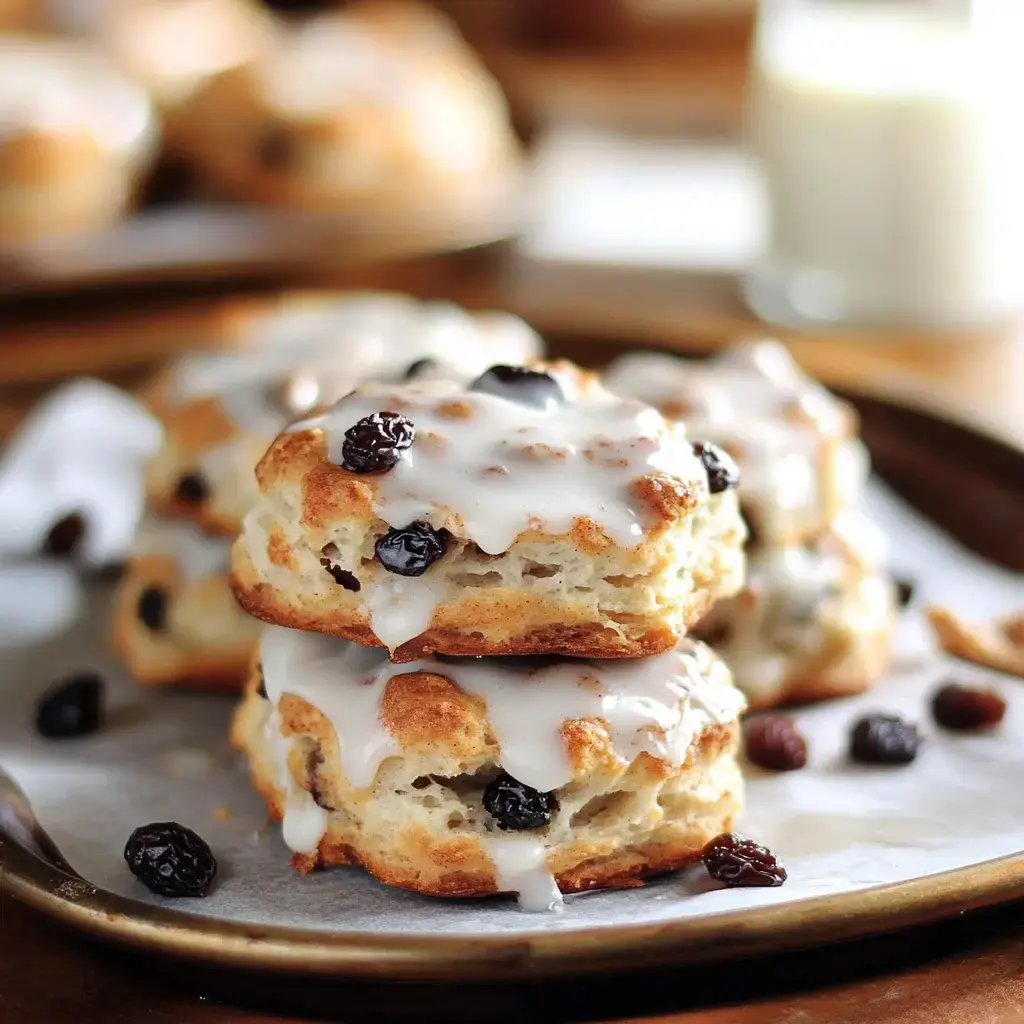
[926,606,1024,681]
[232,677,742,898]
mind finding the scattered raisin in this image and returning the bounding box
[124,822,217,897]
[692,441,740,494]
[341,411,415,474]
[850,714,921,765]
[319,558,361,591]
[404,357,439,380]
[375,522,449,576]
[745,715,807,771]
[932,682,1006,731]
[895,577,915,608]
[702,832,787,888]
[483,772,557,831]
[175,472,208,506]
[138,586,168,631]
[469,365,564,410]
[35,672,104,739]
[44,513,85,557]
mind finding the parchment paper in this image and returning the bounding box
[0,483,1021,936]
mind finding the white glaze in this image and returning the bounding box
[0,36,156,161]
[259,626,743,798]
[169,294,541,440]
[604,341,869,541]
[131,516,229,582]
[487,836,563,913]
[299,370,706,558]
[263,708,328,856]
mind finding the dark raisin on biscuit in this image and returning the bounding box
[35,672,104,739]
[692,441,741,494]
[319,559,361,592]
[138,586,168,632]
[404,357,439,380]
[43,513,86,558]
[341,412,415,474]
[469,365,564,410]
[124,822,217,898]
[306,749,334,811]
[483,772,557,831]
[175,472,208,506]
[375,523,449,577]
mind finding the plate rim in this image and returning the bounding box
[3,834,1023,981]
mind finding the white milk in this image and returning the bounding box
[746,1,1024,329]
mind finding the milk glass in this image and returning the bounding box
[745,0,1024,330]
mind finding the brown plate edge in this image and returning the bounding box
[2,834,1022,982]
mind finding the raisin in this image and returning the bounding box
[35,672,104,739]
[702,832,787,888]
[895,577,915,608]
[932,682,1006,731]
[692,441,740,494]
[255,665,267,700]
[404,357,439,380]
[138,586,168,631]
[124,822,217,897]
[257,125,291,170]
[745,715,807,771]
[469,365,564,410]
[44,513,85,557]
[319,559,361,591]
[341,411,415,473]
[175,472,208,506]
[850,714,921,765]
[483,772,557,831]
[306,750,333,810]
[375,522,449,576]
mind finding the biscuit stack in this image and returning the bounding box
[605,341,895,711]
[113,292,539,691]
[230,358,749,909]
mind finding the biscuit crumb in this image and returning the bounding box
[215,807,231,821]
[436,400,474,420]
[926,606,1024,680]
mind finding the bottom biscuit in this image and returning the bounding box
[231,626,745,907]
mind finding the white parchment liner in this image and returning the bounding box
[0,483,1021,937]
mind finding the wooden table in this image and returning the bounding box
[3,893,1023,1022]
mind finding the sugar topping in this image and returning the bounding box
[259,624,743,907]
[604,341,869,540]
[295,368,708,556]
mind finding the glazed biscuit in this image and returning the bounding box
[0,37,158,244]
[113,518,261,688]
[173,2,518,212]
[145,292,542,535]
[604,341,870,549]
[231,362,747,660]
[231,626,745,904]
[695,518,896,710]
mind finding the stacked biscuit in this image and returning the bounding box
[605,341,895,710]
[113,291,539,690]
[229,357,749,908]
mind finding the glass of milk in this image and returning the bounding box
[745,0,1024,331]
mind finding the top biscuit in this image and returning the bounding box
[231,361,746,660]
